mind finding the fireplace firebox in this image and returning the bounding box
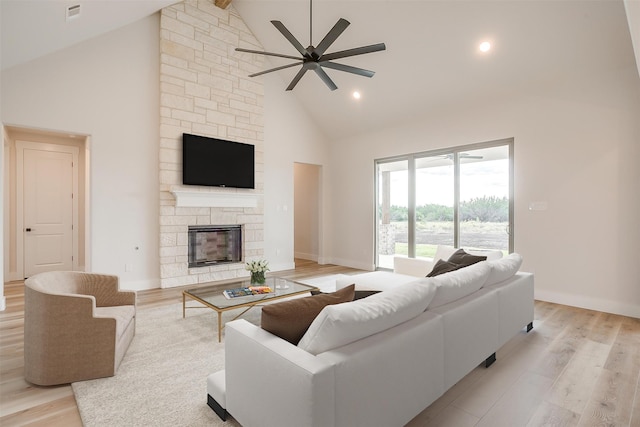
[188,225,242,268]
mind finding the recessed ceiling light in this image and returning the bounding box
[479,41,491,52]
[352,91,361,100]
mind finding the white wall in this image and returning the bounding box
[328,65,640,318]
[0,2,6,310]
[1,14,160,290]
[263,73,330,271]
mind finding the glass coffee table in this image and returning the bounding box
[182,277,317,342]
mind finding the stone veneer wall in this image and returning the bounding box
[159,1,265,288]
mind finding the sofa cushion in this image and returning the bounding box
[485,253,523,286]
[336,271,419,292]
[261,285,355,345]
[298,280,436,355]
[426,259,464,277]
[447,249,487,267]
[427,261,491,309]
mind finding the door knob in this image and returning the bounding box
[25,228,32,232]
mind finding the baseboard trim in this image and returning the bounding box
[121,278,160,291]
[535,289,640,318]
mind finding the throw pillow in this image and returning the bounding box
[485,253,523,286]
[427,261,491,308]
[447,249,487,267]
[426,259,463,277]
[261,284,355,345]
[311,289,381,300]
[298,280,436,355]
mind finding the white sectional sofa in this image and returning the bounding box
[207,246,534,427]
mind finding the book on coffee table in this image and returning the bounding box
[223,286,273,299]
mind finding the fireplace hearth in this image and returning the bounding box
[188,225,242,268]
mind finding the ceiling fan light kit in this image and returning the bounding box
[235,0,386,91]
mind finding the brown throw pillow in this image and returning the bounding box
[426,259,463,277]
[447,249,487,267]
[261,284,355,345]
[311,289,381,300]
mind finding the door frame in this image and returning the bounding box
[16,140,79,277]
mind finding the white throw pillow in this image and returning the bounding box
[485,253,523,286]
[427,261,491,309]
[298,280,436,355]
[433,245,458,263]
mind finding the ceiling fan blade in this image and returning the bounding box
[249,62,304,78]
[314,18,350,58]
[320,43,386,62]
[320,62,375,78]
[271,20,309,57]
[313,67,338,91]
[286,67,309,91]
[236,47,303,61]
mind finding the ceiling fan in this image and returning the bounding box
[235,0,386,91]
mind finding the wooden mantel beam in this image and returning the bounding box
[215,0,232,9]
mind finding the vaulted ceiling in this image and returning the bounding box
[2,0,639,139]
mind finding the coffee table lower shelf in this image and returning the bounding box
[182,278,317,342]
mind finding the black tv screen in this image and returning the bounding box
[182,133,255,189]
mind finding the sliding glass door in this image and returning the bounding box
[375,139,513,269]
[376,159,409,269]
[458,145,511,252]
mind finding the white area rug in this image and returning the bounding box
[72,303,257,426]
[72,274,346,426]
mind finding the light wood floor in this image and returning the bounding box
[1,260,638,426]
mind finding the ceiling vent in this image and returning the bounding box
[66,4,81,21]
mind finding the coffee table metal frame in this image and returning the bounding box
[182,277,317,342]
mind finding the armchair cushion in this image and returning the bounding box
[94,305,136,340]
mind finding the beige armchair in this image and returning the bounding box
[24,271,136,386]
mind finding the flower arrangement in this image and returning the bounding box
[246,259,269,284]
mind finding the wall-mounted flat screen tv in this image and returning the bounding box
[182,133,255,189]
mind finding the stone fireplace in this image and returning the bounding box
[158,2,265,288]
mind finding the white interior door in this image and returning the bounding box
[22,145,76,276]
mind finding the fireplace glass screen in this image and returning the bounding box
[188,225,242,268]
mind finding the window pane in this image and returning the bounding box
[459,146,510,253]
[415,155,455,258]
[376,160,408,269]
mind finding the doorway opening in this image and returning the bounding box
[3,126,89,280]
[294,163,322,265]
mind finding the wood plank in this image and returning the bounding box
[527,401,580,427]
[476,371,554,427]
[577,368,637,426]
[545,340,611,414]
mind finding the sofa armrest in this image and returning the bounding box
[393,256,435,276]
[225,320,335,427]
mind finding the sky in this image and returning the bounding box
[385,159,509,206]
